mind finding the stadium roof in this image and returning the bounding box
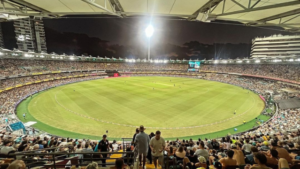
[1,0,300,32]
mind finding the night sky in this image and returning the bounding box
[4,17,294,59]
[44,17,292,46]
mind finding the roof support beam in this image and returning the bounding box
[282,14,300,24]
[49,12,194,18]
[248,8,300,25]
[250,0,260,9]
[210,3,219,13]
[109,0,126,17]
[82,0,121,17]
[0,7,24,11]
[231,0,247,10]
[248,0,251,8]
[7,0,57,17]
[187,0,223,20]
[217,1,300,16]
[222,0,226,14]
[3,0,29,13]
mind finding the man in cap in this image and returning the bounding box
[150,130,165,169]
[134,125,150,169]
[98,134,109,167]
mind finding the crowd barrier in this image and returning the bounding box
[7,151,135,169]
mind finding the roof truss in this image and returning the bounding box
[0,0,299,32]
[188,0,223,20]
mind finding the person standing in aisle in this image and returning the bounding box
[150,130,166,169]
[134,125,150,169]
[98,135,109,167]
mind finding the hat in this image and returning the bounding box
[139,125,145,130]
[198,156,206,163]
[263,141,268,146]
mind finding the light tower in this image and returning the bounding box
[145,25,154,60]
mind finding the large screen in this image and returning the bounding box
[188,61,200,72]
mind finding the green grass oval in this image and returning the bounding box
[17,77,265,140]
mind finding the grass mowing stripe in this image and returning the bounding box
[17,77,266,139]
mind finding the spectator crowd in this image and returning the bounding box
[0,59,299,169]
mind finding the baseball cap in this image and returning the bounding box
[198,156,206,163]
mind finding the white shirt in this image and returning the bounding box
[112,143,118,151]
[242,143,252,153]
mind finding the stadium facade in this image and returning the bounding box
[14,18,47,53]
[251,34,300,58]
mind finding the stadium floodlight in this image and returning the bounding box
[24,53,34,58]
[0,52,3,56]
[255,60,260,63]
[145,25,154,38]
[237,60,242,63]
[288,59,294,62]
[145,24,154,61]
[214,60,219,64]
[273,59,281,62]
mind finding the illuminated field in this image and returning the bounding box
[17,76,265,139]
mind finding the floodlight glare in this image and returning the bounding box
[145,25,154,38]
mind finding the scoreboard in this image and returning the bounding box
[188,61,200,72]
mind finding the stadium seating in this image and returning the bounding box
[0,58,300,169]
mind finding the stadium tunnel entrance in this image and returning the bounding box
[106,70,120,77]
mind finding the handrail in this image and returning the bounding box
[19,147,57,153]
[121,138,133,152]
[12,151,134,156]
[9,151,135,169]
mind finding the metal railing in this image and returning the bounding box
[121,138,133,152]
[9,151,134,169]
